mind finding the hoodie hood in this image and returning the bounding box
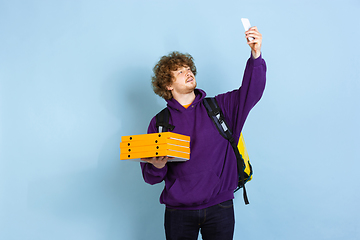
[165,89,207,112]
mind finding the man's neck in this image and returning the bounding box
[172,91,196,106]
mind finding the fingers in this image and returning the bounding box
[245,26,262,43]
[144,156,170,169]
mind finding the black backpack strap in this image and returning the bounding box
[203,97,233,139]
[203,97,249,205]
[156,107,175,133]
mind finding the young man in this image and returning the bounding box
[141,27,266,240]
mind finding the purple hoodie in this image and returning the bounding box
[141,55,266,210]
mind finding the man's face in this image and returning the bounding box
[167,65,197,96]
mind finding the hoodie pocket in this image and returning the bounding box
[161,171,221,207]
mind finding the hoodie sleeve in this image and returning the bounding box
[140,116,168,185]
[215,54,267,140]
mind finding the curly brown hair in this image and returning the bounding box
[151,51,197,100]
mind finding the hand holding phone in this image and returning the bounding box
[241,18,254,41]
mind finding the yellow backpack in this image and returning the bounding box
[238,133,253,185]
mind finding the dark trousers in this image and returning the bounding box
[164,200,235,240]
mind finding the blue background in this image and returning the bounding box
[1,0,359,239]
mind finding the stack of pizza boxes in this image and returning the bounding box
[120,132,190,162]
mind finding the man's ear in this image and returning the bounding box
[166,85,173,91]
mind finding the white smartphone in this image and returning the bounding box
[241,18,254,41]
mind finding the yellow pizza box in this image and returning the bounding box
[120,137,190,148]
[120,149,190,161]
[121,132,190,143]
[121,143,190,154]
